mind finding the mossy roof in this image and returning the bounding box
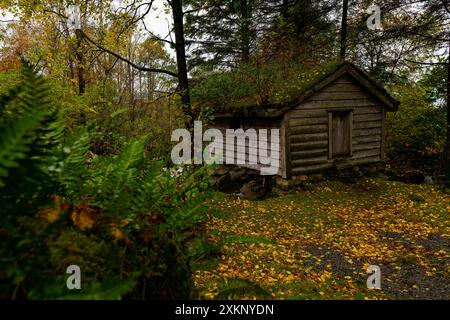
[191,61,399,118]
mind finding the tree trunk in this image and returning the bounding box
[446,40,450,171]
[340,0,349,61]
[239,0,252,63]
[172,0,194,128]
[281,0,289,20]
[75,29,85,95]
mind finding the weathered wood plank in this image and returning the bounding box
[307,91,371,101]
[328,112,333,159]
[353,128,382,137]
[320,82,364,92]
[290,124,328,134]
[353,106,383,115]
[236,132,280,141]
[292,163,332,174]
[288,109,328,118]
[333,75,355,84]
[289,117,328,127]
[353,142,381,152]
[349,111,354,156]
[292,148,329,159]
[354,113,383,122]
[350,156,381,166]
[354,121,381,130]
[352,149,381,159]
[290,133,329,144]
[292,157,329,167]
[381,107,386,161]
[242,125,281,130]
[224,144,281,154]
[290,140,328,152]
[353,135,382,144]
[284,114,291,178]
[297,99,380,109]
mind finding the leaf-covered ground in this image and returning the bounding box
[193,178,450,300]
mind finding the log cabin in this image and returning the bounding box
[200,62,400,179]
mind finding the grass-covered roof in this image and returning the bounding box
[191,60,399,115]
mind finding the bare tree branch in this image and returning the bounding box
[440,0,450,14]
[81,30,178,78]
[142,20,175,46]
[405,59,447,65]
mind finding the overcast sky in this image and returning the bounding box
[143,0,175,57]
[1,0,175,55]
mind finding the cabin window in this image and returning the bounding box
[328,110,353,159]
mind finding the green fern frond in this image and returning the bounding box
[0,84,25,115]
[0,109,48,186]
[216,278,272,300]
[92,138,148,216]
[0,59,62,209]
[57,124,93,200]
[58,276,136,300]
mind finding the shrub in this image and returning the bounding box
[387,86,446,158]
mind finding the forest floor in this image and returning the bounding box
[193,178,450,300]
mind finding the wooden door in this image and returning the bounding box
[331,111,351,157]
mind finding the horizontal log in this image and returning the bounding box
[353,142,381,152]
[354,121,381,130]
[353,135,382,144]
[289,117,329,127]
[292,163,332,174]
[290,124,328,135]
[352,149,381,159]
[292,157,329,167]
[334,75,354,83]
[227,135,278,144]
[241,125,281,130]
[290,140,328,152]
[300,99,380,109]
[307,91,371,101]
[320,82,364,92]
[224,144,281,153]
[288,109,328,118]
[353,106,383,115]
[353,128,382,137]
[354,113,383,122]
[290,133,329,143]
[292,148,329,160]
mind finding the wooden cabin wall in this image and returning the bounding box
[208,118,284,175]
[286,74,385,177]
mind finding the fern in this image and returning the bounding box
[83,138,148,216]
[58,133,159,217]
[0,60,63,213]
[59,277,136,300]
[0,109,47,186]
[57,123,93,201]
[216,278,272,300]
[0,61,211,300]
